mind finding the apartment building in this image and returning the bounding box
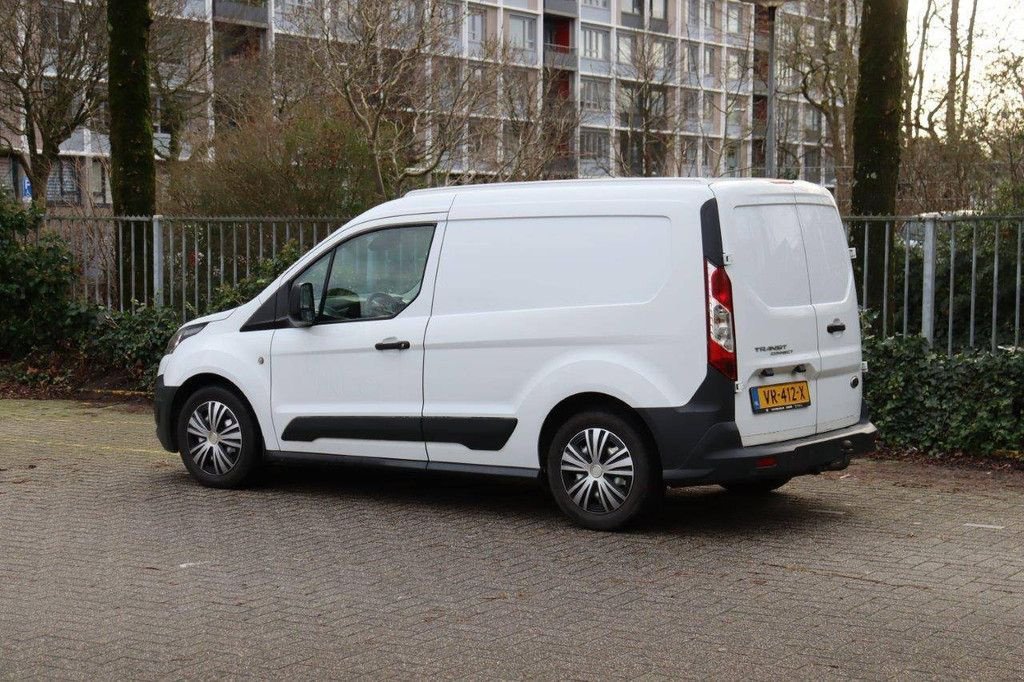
[1,0,846,209]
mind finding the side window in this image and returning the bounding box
[319,225,435,322]
[292,249,332,316]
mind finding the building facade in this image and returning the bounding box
[1,0,847,210]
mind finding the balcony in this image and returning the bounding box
[545,0,579,17]
[213,0,268,26]
[544,44,578,70]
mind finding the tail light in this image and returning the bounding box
[705,259,736,380]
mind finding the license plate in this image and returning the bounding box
[750,380,811,414]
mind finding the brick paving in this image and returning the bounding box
[1,398,1023,680]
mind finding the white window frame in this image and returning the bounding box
[581,26,609,60]
[508,14,536,51]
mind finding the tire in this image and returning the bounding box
[720,477,791,495]
[176,385,262,488]
[545,410,661,531]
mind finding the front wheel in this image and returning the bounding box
[177,386,262,488]
[546,411,661,531]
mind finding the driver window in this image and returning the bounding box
[320,225,435,322]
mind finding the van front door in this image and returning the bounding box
[269,220,443,462]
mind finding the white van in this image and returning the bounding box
[155,179,875,530]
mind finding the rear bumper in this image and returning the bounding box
[154,376,178,452]
[661,418,877,485]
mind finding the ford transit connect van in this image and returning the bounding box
[155,179,876,530]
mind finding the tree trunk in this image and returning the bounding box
[108,0,156,307]
[851,0,908,324]
[945,0,960,142]
[25,153,52,210]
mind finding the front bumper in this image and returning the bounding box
[661,418,877,486]
[154,376,179,452]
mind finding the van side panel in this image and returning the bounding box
[423,206,706,470]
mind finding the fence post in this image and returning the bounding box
[152,215,164,307]
[921,216,937,344]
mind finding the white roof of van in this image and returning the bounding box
[351,177,832,225]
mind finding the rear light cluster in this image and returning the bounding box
[705,259,737,381]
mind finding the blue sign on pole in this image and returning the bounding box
[22,177,31,200]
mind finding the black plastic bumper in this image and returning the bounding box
[660,418,877,486]
[154,376,178,452]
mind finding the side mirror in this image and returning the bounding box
[289,281,316,327]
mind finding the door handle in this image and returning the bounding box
[375,339,410,351]
[827,321,846,334]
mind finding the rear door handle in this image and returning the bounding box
[375,339,410,351]
[827,322,846,334]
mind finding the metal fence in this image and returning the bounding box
[41,215,350,319]
[42,213,1024,353]
[845,216,1024,354]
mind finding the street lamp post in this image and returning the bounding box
[741,0,790,178]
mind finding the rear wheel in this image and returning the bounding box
[720,477,791,495]
[546,410,661,531]
[177,386,262,488]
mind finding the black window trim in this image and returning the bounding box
[291,222,438,328]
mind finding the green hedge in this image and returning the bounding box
[863,334,1024,455]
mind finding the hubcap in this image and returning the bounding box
[560,427,634,514]
[185,401,242,475]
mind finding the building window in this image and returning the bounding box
[685,41,700,77]
[726,3,744,33]
[508,14,536,51]
[688,0,700,26]
[91,159,110,206]
[580,129,610,160]
[681,89,699,120]
[46,158,80,205]
[727,103,747,130]
[468,8,486,43]
[580,78,610,110]
[581,26,609,60]
[617,33,635,65]
[623,0,642,14]
[649,0,666,20]
[703,45,718,79]
[704,0,720,29]
[726,50,746,81]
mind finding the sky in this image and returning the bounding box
[906,0,1024,102]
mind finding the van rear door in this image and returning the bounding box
[795,200,863,433]
[710,182,819,445]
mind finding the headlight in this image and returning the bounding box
[166,323,208,354]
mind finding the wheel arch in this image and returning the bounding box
[536,392,661,474]
[169,373,263,453]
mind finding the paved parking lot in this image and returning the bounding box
[1,399,1023,680]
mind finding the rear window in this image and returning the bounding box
[730,205,811,308]
[796,204,853,304]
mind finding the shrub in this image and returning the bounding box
[208,240,300,312]
[863,334,1024,455]
[87,305,184,390]
[0,199,87,358]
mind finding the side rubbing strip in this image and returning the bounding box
[281,416,517,451]
[422,417,518,451]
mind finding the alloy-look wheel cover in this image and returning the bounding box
[560,427,634,514]
[186,401,243,475]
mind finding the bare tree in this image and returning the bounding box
[0,0,107,207]
[296,0,499,198]
[149,0,215,160]
[777,0,860,209]
[613,30,677,176]
[455,63,582,182]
